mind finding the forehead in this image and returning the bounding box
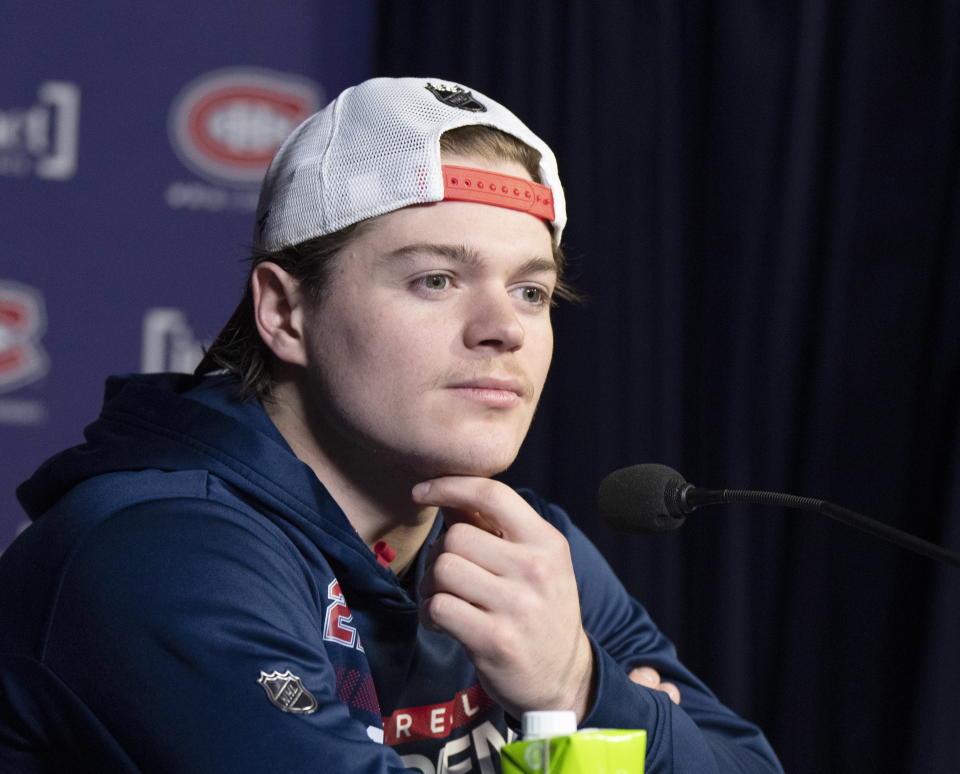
[344,197,556,273]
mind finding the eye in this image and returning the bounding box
[412,273,452,292]
[512,285,551,308]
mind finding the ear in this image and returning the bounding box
[251,262,309,367]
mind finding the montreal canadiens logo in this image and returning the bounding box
[169,67,322,187]
[0,281,49,394]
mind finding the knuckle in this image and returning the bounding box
[444,522,474,551]
[516,550,555,587]
[432,552,460,583]
[664,683,681,703]
[473,478,502,511]
[544,528,569,553]
[531,528,571,566]
[483,625,518,664]
[421,592,452,624]
[523,557,551,585]
[630,666,660,687]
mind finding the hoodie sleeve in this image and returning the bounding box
[536,498,783,773]
[37,496,417,773]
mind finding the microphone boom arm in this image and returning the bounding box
[679,485,960,567]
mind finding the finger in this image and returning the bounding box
[629,667,681,705]
[420,548,507,610]
[412,477,548,543]
[419,590,490,647]
[661,681,681,705]
[433,521,522,578]
[628,666,662,689]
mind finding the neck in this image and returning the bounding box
[265,378,438,575]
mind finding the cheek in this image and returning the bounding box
[310,305,433,396]
[528,323,554,387]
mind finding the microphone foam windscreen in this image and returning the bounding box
[597,463,687,533]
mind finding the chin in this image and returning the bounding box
[409,443,520,480]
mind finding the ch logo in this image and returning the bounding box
[168,67,321,187]
[0,281,49,394]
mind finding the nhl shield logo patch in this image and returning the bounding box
[258,670,318,714]
[425,82,487,112]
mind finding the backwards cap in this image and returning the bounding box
[254,76,566,250]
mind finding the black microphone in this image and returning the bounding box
[597,463,960,567]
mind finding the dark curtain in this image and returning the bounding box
[376,2,960,772]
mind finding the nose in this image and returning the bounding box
[462,287,524,352]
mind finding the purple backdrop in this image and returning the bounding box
[0,1,374,550]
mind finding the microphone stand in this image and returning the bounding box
[680,486,960,567]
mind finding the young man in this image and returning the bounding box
[0,77,781,772]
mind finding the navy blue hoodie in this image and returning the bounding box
[0,373,780,772]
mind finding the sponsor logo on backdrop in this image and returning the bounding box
[0,82,81,181]
[0,280,49,426]
[141,308,209,373]
[166,67,322,212]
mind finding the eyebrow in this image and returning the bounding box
[383,242,558,277]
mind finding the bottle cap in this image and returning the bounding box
[521,710,578,740]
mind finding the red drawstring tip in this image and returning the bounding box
[374,540,397,568]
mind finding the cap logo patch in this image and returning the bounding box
[258,670,318,714]
[425,83,486,112]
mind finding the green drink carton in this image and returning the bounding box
[500,711,646,774]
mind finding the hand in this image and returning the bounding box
[414,477,595,722]
[629,666,681,705]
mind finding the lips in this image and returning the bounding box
[449,377,525,396]
[446,376,527,407]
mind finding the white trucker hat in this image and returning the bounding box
[254,76,566,250]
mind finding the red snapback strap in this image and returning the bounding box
[441,165,556,222]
